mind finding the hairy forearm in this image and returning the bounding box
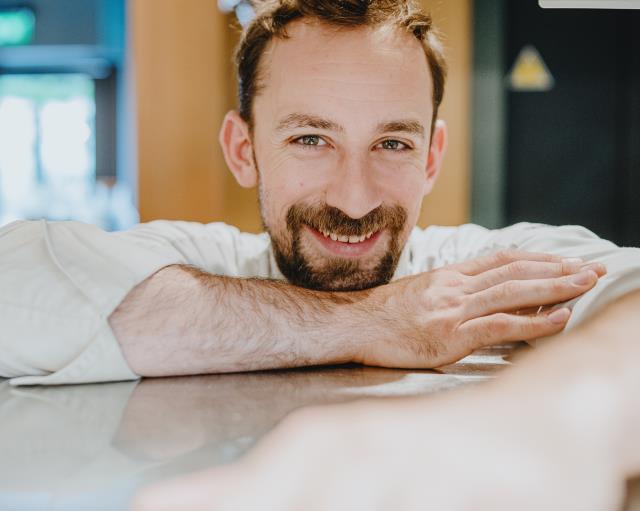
[110,265,371,377]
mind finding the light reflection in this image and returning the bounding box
[41,98,94,180]
[0,96,36,218]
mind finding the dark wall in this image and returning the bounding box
[504,0,640,246]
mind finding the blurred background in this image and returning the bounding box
[0,0,638,245]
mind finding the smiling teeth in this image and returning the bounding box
[320,229,374,243]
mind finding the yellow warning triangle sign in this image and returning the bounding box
[507,45,555,92]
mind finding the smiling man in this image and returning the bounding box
[226,11,444,294]
[0,0,638,386]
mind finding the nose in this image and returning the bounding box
[324,153,382,220]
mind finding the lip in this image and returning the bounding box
[306,225,383,258]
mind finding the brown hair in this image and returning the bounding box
[234,0,447,132]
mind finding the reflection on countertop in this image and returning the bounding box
[0,344,637,510]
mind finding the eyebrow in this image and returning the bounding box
[275,113,426,138]
[376,120,425,138]
[276,113,344,133]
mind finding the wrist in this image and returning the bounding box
[280,285,378,367]
[346,284,396,365]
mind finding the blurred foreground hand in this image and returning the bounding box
[131,386,624,511]
[132,290,640,511]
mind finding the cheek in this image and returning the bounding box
[260,154,329,228]
[264,154,330,204]
[374,159,427,208]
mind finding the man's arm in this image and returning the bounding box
[109,265,361,376]
[132,289,640,511]
[110,252,604,377]
[0,220,180,386]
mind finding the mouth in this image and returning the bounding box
[305,225,383,258]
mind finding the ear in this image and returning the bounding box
[219,110,258,188]
[423,119,448,196]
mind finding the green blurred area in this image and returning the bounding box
[0,74,94,103]
[0,8,35,46]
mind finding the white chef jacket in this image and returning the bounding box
[1,219,639,386]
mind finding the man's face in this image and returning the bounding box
[224,21,444,291]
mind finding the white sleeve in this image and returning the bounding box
[0,220,256,386]
[428,222,640,332]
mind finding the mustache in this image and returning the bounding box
[286,204,408,237]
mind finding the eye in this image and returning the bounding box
[293,135,327,148]
[376,139,410,151]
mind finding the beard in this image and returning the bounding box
[264,201,409,292]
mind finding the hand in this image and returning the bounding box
[131,382,625,511]
[358,250,606,368]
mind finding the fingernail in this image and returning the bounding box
[571,270,594,286]
[581,262,606,274]
[548,307,570,324]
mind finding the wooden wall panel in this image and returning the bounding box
[131,0,471,230]
[418,0,472,227]
[131,0,230,222]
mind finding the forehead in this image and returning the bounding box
[255,20,434,129]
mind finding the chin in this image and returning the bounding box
[277,251,398,292]
[313,274,392,292]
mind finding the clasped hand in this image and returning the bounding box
[357,249,605,368]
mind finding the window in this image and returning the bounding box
[0,73,138,230]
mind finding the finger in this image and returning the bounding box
[464,270,598,319]
[515,304,551,315]
[449,249,566,276]
[465,260,606,294]
[466,260,580,293]
[459,307,571,349]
